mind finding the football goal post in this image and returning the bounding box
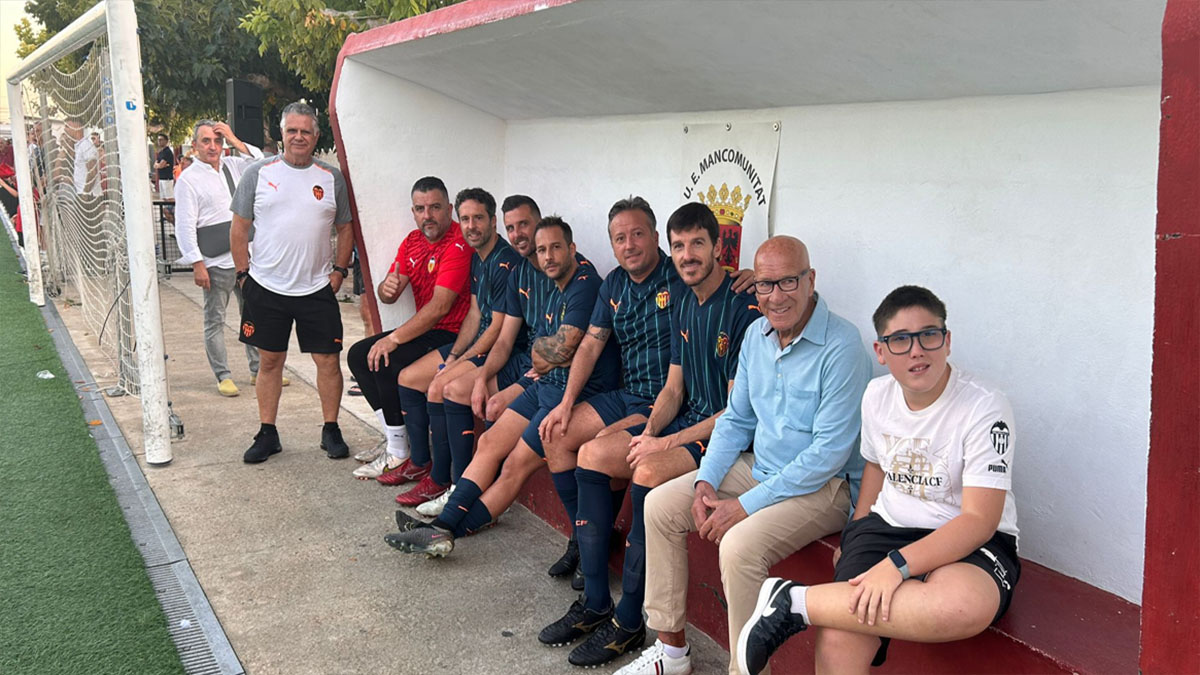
[7,0,171,465]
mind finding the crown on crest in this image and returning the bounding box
[698,183,752,225]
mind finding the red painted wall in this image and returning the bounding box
[1142,2,1200,673]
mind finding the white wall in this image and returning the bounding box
[343,74,1157,602]
[335,58,506,329]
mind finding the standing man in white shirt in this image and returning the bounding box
[71,124,100,197]
[231,101,354,464]
[174,119,279,397]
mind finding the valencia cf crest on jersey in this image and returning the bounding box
[427,257,436,274]
[655,289,670,310]
[312,185,324,201]
[715,331,730,357]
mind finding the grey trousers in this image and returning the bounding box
[204,266,259,381]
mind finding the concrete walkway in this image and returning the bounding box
[54,274,728,675]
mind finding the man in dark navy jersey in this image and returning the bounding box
[540,202,761,667]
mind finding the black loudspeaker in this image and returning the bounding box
[226,79,264,149]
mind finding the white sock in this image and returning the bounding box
[373,408,386,428]
[789,584,811,623]
[662,642,689,659]
[385,425,410,461]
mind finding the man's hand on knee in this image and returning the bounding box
[691,481,717,532]
[697,491,748,544]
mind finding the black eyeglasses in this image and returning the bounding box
[878,327,948,355]
[753,268,810,295]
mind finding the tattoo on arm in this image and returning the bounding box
[586,326,612,343]
[533,325,585,365]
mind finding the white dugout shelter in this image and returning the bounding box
[327,1,1198,670]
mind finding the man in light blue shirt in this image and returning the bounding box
[622,236,871,675]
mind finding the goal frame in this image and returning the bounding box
[6,0,171,465]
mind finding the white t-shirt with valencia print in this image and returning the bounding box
[860,366,1019,541]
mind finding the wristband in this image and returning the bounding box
[236,270,249,282]
[331,265,348,277]
[887,549,911,580]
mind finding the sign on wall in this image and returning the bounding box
[681,121,780,269]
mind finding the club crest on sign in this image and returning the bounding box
[698,183,753,270]
[312,185,324,200]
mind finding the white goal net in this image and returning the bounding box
[19,35,141,392]
[7,0,172,464]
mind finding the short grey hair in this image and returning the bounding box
[192,119,217,143]
[279,101,319,131]
[607,195,656,229]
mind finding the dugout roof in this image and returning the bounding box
[339,0,1164,120]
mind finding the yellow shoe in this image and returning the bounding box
[250,374,290,387]
[217,378,239,397]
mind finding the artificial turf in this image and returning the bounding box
[0,243,184,675]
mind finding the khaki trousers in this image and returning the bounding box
[643,454,850,675]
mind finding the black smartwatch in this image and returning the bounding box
[331,265,348,277]
[236,270,249,283]
[887,549,911,580]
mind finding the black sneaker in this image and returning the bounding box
[538,596,612,647]
[568,617,646,667]
[320,425,350,459]
[243,430,281,463]
[394,509,425,532]
[549,538,579,577]
[383,523,455,557]
[571,568,585,591]
[736,577,808,675]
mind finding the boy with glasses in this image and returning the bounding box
[736,285,1020,675]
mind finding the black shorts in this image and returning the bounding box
[585,389,655,427]
[436,345,531,391]
[622,416,707,466]
[239,276,343,353]
[835,512,1019,622]
[437,343,485,367]
[833,512,1020,666]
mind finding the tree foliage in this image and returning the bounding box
[241,0,460,92]
[12,0,460,147]
[17,0,316,143]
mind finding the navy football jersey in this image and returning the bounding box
[503,252,594,355]
[470,238,521,338]
[588,251,681,400]
[670,273,760,425]
[535,256,617,390]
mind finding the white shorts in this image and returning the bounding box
[158,179,174,200]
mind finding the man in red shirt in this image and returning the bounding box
[346,176,472,481]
